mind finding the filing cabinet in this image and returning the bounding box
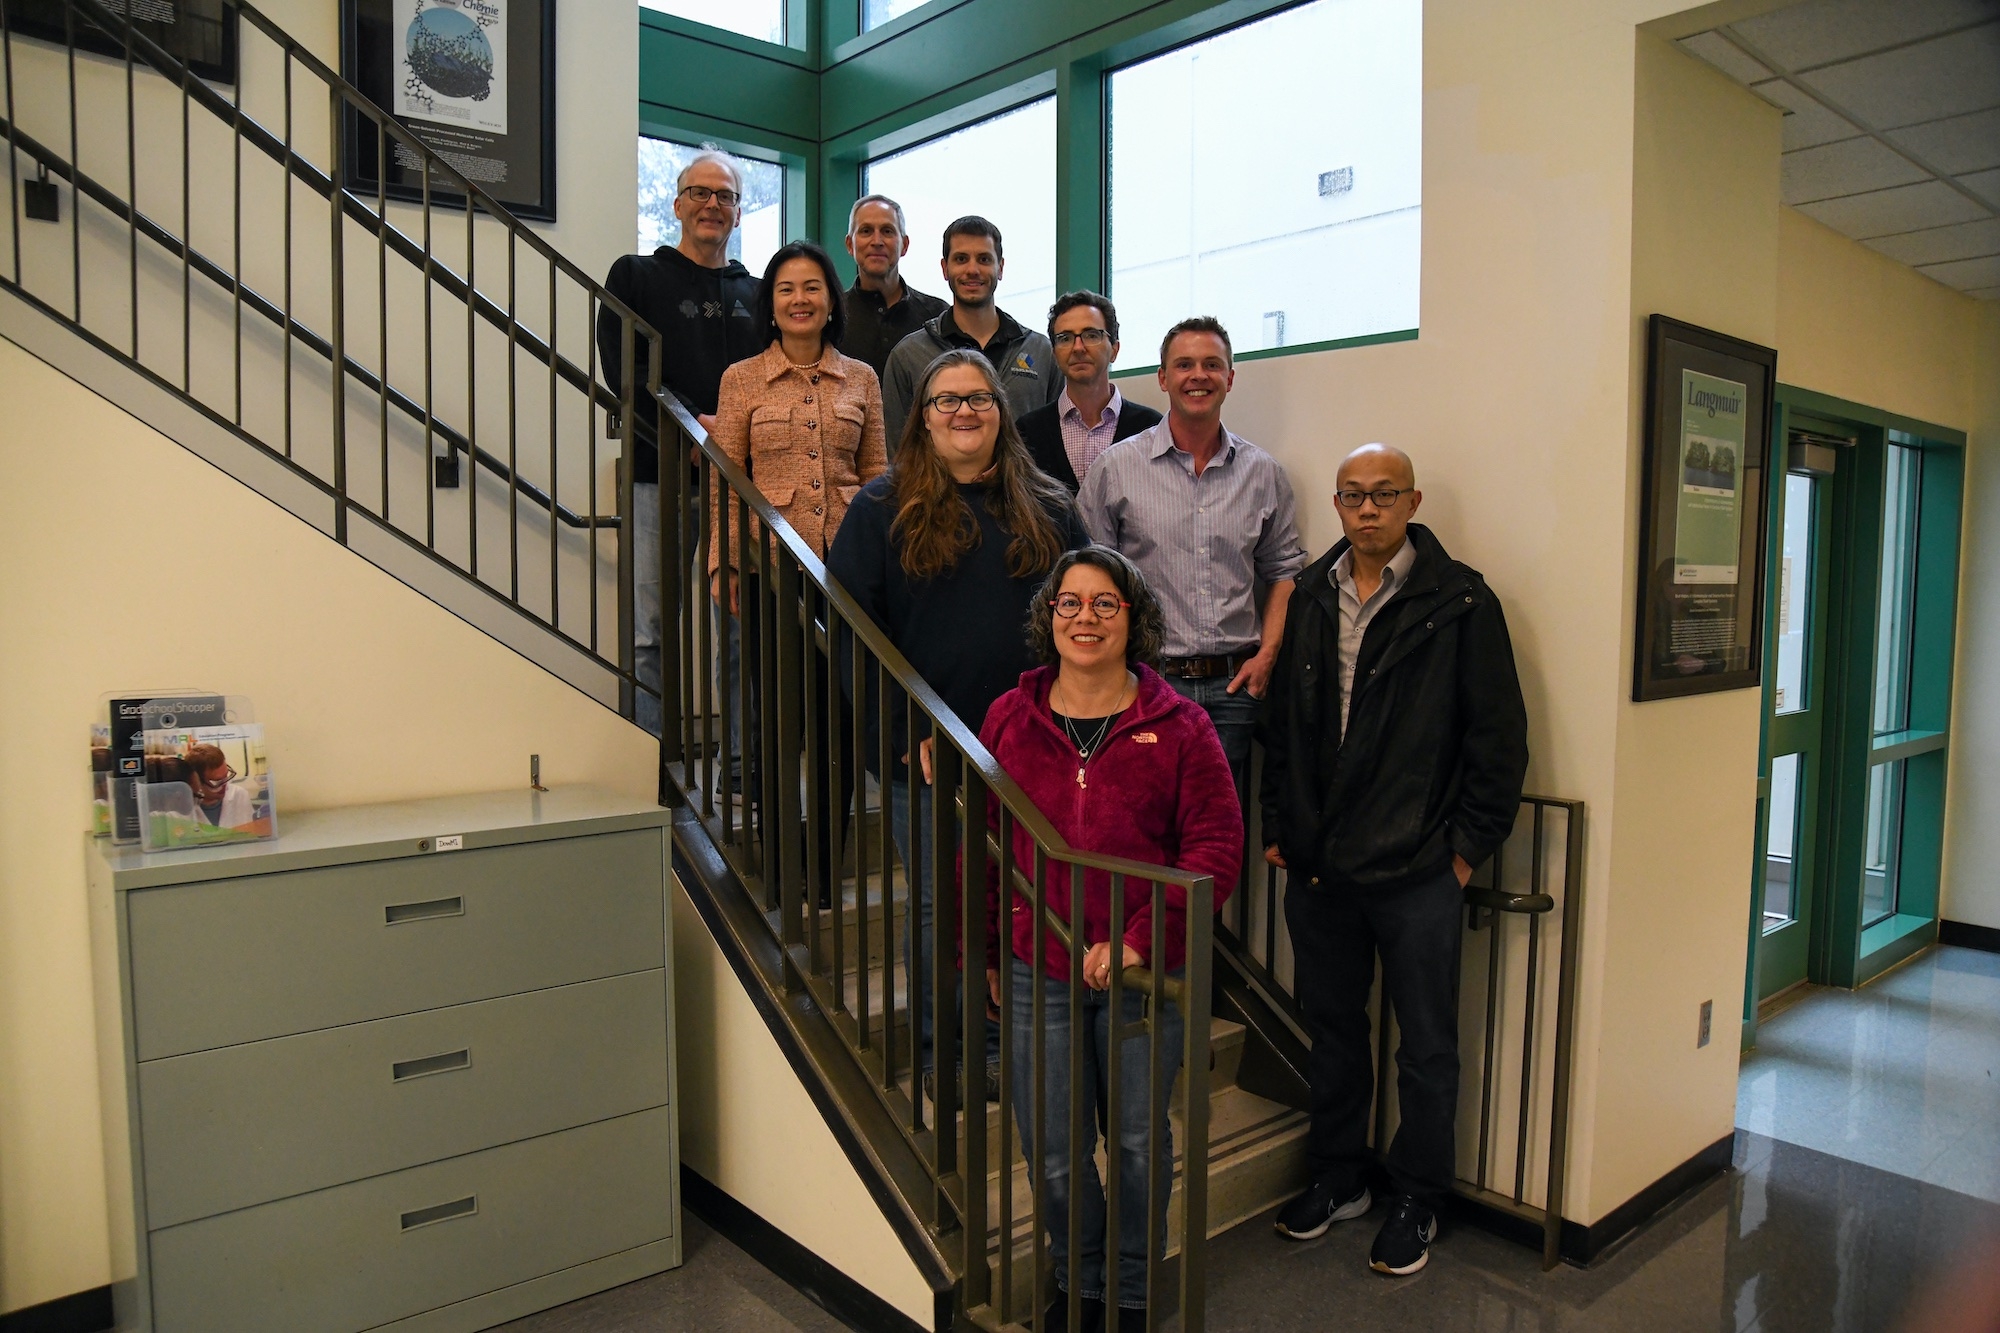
[89,787,680,1333]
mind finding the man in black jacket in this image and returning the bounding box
[1017,290,1161,493]
[1261,443,1528,1277]
[597,150,761,739]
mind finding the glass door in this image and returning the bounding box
[1751,440,1835,1004]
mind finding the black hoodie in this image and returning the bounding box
[597,245,762,482]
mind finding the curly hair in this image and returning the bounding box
[889,350,1072,582]
[1025,545,1165,669]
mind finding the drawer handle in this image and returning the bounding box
[392,1049,471,1081]
[384,896,464,925]
[401,1195,477,1230]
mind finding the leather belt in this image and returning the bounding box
[1159,652,1251,681]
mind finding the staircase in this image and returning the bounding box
[0,4,1590,1330]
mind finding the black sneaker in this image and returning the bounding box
[1273,1179,1371,1240]
[1368,1195,1437,1275]
[1040,1290,1104,1333]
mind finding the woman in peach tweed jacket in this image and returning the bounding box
[707,240,888,590]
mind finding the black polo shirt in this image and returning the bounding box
[838,278,948,380]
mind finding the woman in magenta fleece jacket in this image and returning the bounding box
[978,545,1240,1332]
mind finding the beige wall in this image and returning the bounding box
[1947,306,2000,931]
[670,886,936,1325]
[0,338,658,1313]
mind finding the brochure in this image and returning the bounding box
[106,691,227,843]
[136,723,277,852]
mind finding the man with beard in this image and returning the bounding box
[880,215,1060,441]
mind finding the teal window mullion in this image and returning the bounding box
[1054,56,1106,298]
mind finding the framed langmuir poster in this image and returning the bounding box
[1633,314,1778,701]
[340,0,556,221]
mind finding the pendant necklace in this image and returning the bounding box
[1056,680,1125,789]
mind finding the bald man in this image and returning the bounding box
[1259,444,1528,1277]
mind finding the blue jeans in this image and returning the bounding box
[888,777,999,1075]
[632,483,705,740]
[1008,960,1184,1309]
[1165,674,1258,812]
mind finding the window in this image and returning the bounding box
[1871,443,1922,736]
[640,0,783,46]
[637,137,784,276]
[863,98,1058,327]
[862,0,931,32]
[1108,0,1422,364]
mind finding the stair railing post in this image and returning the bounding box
[1179,872,1214,1333]
[327,83,347,544]
[615,317,637,721]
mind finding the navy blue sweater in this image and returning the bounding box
[827,475,1088,769]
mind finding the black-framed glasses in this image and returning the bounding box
[678,184,742,208]
[1335,487,1414,509]
[192,764,235,790]
[1051,328,1110,348]
[1051,593,1129,619]
[925,391,998,413]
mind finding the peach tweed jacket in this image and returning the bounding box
[708,342,888,572]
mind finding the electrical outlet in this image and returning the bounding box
[1698,999,1713,1048]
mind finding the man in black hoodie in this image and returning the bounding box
[1261,443,1528,1278]
[598,150,761,738]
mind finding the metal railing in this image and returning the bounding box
[1228,773,1586,1268]
[654,395,1220,1331]
[0,0,667,721]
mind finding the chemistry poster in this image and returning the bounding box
[396,0,507,137]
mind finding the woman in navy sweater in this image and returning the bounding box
[827,348,1087,1098]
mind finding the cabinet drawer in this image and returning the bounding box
[148,1106,674,1333]
[138,969,669,1227]
[128,830,664,1059]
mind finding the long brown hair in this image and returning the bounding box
[889,349,1071,582]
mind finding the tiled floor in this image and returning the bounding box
[1737,945,2000,1202]
[500,947,2000,1332]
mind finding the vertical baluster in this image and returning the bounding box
[463,183,477,576]
[1514,803,1547,1203]
[878,656,898,1091]
[994,807,1015,1326]
[122,8,137,358]
[64,0,77,319]
[231,47,241,424]
[960,762,989,1312]
[1065,860,1085,1333]
[1103,870,1126,1333]
[584,291,599,654]
[775,545,805,965]
[930,739,960,1214]
[376,118,388,521]
[802,580,824,975]
[2,0,19,287]
[1477,844,1504,1189]
[281,52,292,458]
[615,316,635,719]
[700,453,721,824]
[1180,874,1214,1333]
[1029,846,1049,1327]
[1145,877,1167,1321]
[327,85,347,543]
[905,693,927,1134]
[850,628,870,1043]
[506,228,519,602]
[825,584,846,1001]
[1543,801,1587,1271]
[657,335,682,763]
[546,262,559,636]
[180,62,190,392]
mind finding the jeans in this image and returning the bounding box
[1164,674,1259,813]
[717,598,758,789]
[632,482,704,740]
[1008,960,1184,1309]
[1285,862,1464,1209]
[888,776,999,1075]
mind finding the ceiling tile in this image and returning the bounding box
[1677,31,1774,84]
[1884,106,2000,174]
[1751,78,1868,149]
[1781,137,1931,203]
[1797,24,2000,129]
[1965,284,2000,298]
[1796,179,1994,236]
[1916,253,2000,288]
[1865,216,2000,263]
[1730,0,2000,71]
[1960,167,2000,205]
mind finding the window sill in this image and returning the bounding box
[1857,912,1936,982]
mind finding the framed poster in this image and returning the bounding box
[8,0,236,83]
[1633,314,1777,701]
[340,0,555,222]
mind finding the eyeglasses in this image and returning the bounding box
[1335,487,1414,509]
[678,184,742,208]
[1051,328,1110,348]
[1051,593,1129,619]
[925,391,998,413]
[191,764,235,790]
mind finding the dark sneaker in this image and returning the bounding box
[1368,1195,1437,1275]
[1040,1289,1105,1332]
[1273,1180,1371,1240]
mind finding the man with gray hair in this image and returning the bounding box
[838,194,947,380]
[598,147,761,738]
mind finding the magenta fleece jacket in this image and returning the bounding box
[978,664,1242,980]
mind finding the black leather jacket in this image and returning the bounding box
[1258,524,1529,889]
